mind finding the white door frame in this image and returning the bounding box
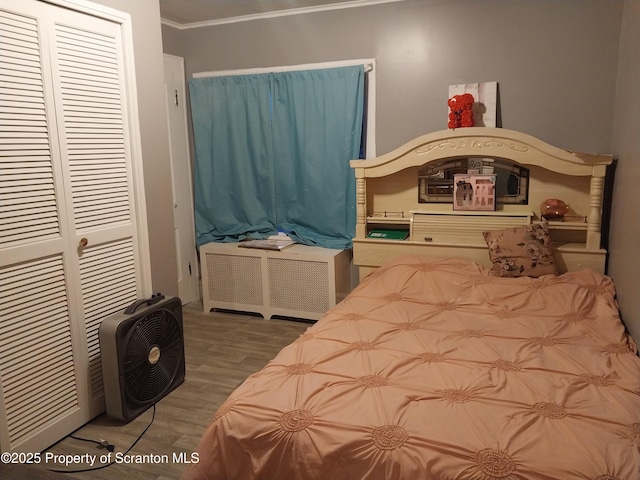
[164,54,199,304]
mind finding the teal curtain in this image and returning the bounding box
[272,67,364,249]
[189,65,364,249]
[190,74,275,244]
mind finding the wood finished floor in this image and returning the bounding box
[32,301,312,480]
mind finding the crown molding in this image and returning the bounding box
[161,0,409,30]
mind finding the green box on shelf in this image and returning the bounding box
[367,229,409,240]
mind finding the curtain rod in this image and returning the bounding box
[193,59,375,79]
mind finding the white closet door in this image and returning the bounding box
[0,0,148,453]
[48,4,143,415]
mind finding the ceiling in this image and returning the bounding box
[159,0,405,27]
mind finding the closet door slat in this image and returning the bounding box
[0,10,60,249]
[0,255,79,448]
[54,24,133,232]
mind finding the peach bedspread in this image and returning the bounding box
[183,256,640,480]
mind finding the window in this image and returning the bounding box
[189,61,374,249]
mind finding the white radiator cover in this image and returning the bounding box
[200,243,352,320]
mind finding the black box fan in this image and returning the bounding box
[99,294,185,422]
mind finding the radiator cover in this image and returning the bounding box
[200,243,351,320]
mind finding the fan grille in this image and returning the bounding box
[122,308,183,404]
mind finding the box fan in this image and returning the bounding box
[99,294,185,422]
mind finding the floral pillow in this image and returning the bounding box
[482,223,558,277]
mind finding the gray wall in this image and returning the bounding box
[92,0,179,297]
[162,0,638,343]
[609,0,640,344]
[162,0,621,154]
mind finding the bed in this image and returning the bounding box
[182,128,640,480]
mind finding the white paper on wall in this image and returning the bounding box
[448,81,498,128]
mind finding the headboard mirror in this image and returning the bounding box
[418,157,529,204]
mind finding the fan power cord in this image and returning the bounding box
[47,403,156,474]
[68,434,115,452]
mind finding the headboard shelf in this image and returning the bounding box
[409,209,535,217]
[535,219,588,231]
[367,216,410,225]
[351,128,613,280]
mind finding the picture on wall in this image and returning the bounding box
[453,174,496,211]
[448,82,498,128]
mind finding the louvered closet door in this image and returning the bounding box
[0,0,146,453]
[48,4,143,415]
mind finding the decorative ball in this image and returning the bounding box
[540,199,569,220]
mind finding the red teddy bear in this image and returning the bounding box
[448,93,475,129]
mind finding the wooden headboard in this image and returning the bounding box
[350,127,613,280]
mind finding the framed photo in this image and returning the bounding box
[453,174,496,211]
